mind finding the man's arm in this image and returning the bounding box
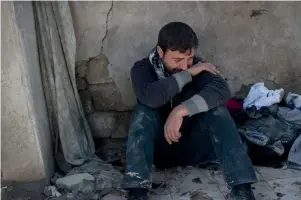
[131,59,192,108]
[182,72,231,116]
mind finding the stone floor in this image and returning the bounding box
[103,166,301,200]
[2,166,301,200]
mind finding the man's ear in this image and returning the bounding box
[157,46,164,59]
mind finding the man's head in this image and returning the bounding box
[157,22,199,73]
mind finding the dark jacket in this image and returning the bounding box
[131,56,231,116]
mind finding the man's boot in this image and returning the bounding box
[229,183,256,200]
[127,188,149,200]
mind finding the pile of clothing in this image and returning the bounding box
[227,82,301,170]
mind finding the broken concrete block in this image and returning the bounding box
[44,185,61,197]
[56,173,95,193]
[66,159,123,192]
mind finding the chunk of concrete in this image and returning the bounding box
[56,173,95,192]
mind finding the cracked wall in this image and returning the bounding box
[71,1,301,112]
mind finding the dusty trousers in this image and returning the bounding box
[121,103,257,189]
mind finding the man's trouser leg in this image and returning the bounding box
[122,104,257,189]
[121,104,162,189]
[171,106,258,187]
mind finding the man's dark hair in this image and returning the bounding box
[157,22,199,53]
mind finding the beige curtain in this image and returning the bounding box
[33,1,95,173]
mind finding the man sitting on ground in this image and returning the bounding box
[121,22,257,200]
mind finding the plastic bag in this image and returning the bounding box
[243,82,284,110]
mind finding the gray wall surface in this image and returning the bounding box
[1,2,54,181]
[71,1,301,111]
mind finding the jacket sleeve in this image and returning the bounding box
[131,60,192,108]
[181,72,231,116]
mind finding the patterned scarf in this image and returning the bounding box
[149,47,170,79]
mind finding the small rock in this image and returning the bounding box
[56,173,95,192]
[276,192,284,197]
[44,185,61,197]
[76,78,87,91]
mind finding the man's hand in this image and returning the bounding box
[187,62,219,76]
[164,104,188,144]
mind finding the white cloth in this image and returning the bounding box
[243,82,284,110]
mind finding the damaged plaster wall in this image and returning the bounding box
[1,2,54,181]
[70,1,301,144]
[71,1,301,106]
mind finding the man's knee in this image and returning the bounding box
[211,105,229,117]
[129,103,160,133]
[200,105,234,125]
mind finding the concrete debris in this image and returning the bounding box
[44,185,61,197]
[54,159,123,196]
[56,173,95,193]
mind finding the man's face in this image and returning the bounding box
[157,46,195,74]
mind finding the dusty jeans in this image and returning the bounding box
[121,103,257,189]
